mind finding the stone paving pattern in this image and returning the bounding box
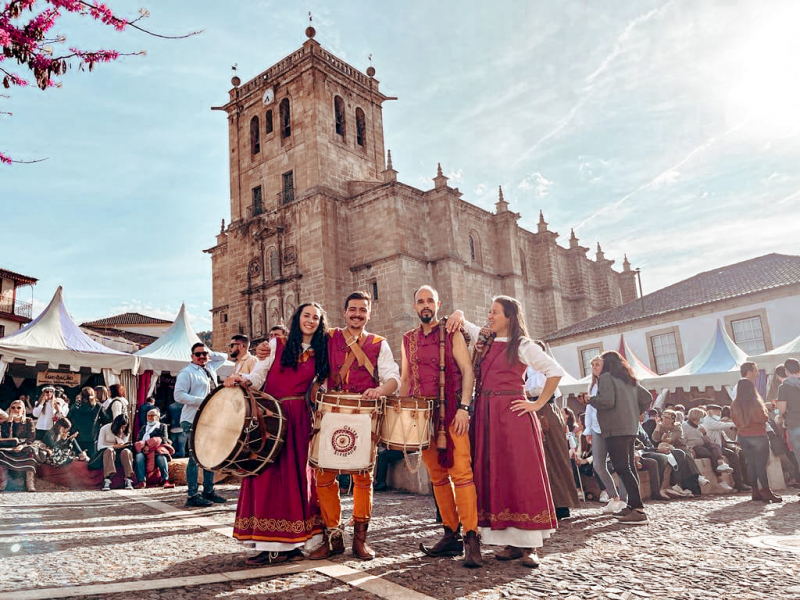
[1,485,799,599]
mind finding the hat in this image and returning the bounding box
[706,404,722,412]
[41,386,56,392]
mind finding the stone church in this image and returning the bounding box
[206,27,638,354]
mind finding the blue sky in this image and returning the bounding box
[3,0,799,331]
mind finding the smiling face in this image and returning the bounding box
[414,287,440,325]
[191,345,210,366]
[344,299,370,332]
[299,305,322,339]
[487,302,509,336]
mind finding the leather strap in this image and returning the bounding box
[338,330,376,388]
[242,385,268,454]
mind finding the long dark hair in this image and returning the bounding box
[492,295,529,364]
[600,350,637,386]
[110,413,129,437]
[731,379,767,428]
[281,302,330,382]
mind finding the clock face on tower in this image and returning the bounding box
[262,87,275,105]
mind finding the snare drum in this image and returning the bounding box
[190,385,286,477]
[309,393,383,474]
[381,396,433,452]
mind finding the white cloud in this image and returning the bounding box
[518,172,553,197]
[651,169,681,187]
[447,169,463,184]
[474,183,488,196]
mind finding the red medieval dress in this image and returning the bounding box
[233,338,324,552]
[471,336,564,548]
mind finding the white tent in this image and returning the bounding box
[618,333,659,383]
[0,286,139,382]
[559,373,591,398]
[640,320,747,393]
[748,333,800,372]
[135,304,231,376]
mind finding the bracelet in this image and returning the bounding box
[458,403,471,413]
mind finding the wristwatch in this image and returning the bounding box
[458,403,471,413]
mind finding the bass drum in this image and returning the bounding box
[189,385,286,477]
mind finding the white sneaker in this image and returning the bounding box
[718,482,734,493]
[717,463,733,473]
[599,491,610,503]
[697,476,710,486]
[102,478,111,491]
[577,490,585,501]
[613,499,629,512]
[602,499,619,513]
[678,488,694,497]
[124,478,134,490]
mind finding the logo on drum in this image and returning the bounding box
[331,426,359,457]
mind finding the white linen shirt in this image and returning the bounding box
[463,321,564,378]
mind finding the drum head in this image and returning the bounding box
[193,386,246,469]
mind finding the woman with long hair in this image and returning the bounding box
[0,400,44,492]
[469,295,563,568]
[586,350,652,525]
[96,413,134,491]
[227,302,331,564]
[732,379,780,503]
[68,387,102,458]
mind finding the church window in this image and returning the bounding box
[371,280,379,301]
[280,98,291,138]
[269,247,280,280]
[334,95,346,136]
[468,231,482,265]
[469,235,476,261]
[252,186,263,216]
[282,171,294,204]
[250,116,260,154]
[265,109,273,134]
[356,108,366,147]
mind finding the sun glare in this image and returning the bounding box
[723,5,800,137]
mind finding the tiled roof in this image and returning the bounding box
[0,268,38,285]
[545,253,800,342]
[82,326,159,348]
[82,312,173,327]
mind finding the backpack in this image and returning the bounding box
[96,398,121,428]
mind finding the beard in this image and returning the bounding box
[417,309,435,324]
[230,349,240,359]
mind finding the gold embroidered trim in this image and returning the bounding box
[478,508,555,525]
[234,514,323,534]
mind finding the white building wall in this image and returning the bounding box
[550,294,800,378]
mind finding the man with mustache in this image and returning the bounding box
[400,286,481,568]
[309,290,400,561]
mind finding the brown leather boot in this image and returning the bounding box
[761,489,782,503]
[25,471,36,492]
[420,526,463,557]
[751,486,762,501]
[308,527,345,560]
[352,521,375,560]
[462,530,483,568]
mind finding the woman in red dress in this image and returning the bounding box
[470,296,564,568]
[228,303,330,564]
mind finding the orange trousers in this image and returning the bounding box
[316,469,373,527]
[422,424,478,533]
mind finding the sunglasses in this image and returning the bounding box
[229,343,242,348]
[193,351,209,357]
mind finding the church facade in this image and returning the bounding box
[206,30,638,353]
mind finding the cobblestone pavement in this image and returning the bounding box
[1,485,799,599]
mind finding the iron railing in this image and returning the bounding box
[277,189,295,205]
[0,297,32,319]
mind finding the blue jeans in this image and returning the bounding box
[181,421,214,497]
[739,435,770,490]
[785,425,800,471]
[135,452,169,483]
[169,430,187,458]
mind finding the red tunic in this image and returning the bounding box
[403,325,464,466]
[233,339,323,549]
[327,328,383,393]
[472,341,557,536]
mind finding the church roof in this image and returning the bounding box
[545,253,800,342]
[82,312,173,328]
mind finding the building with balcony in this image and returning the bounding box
[0,268,37,338]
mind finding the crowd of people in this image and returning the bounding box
[565,359,800,512]
[1,285,798,574]
[0,382,179,492]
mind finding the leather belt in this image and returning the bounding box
[482,390,522,397]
